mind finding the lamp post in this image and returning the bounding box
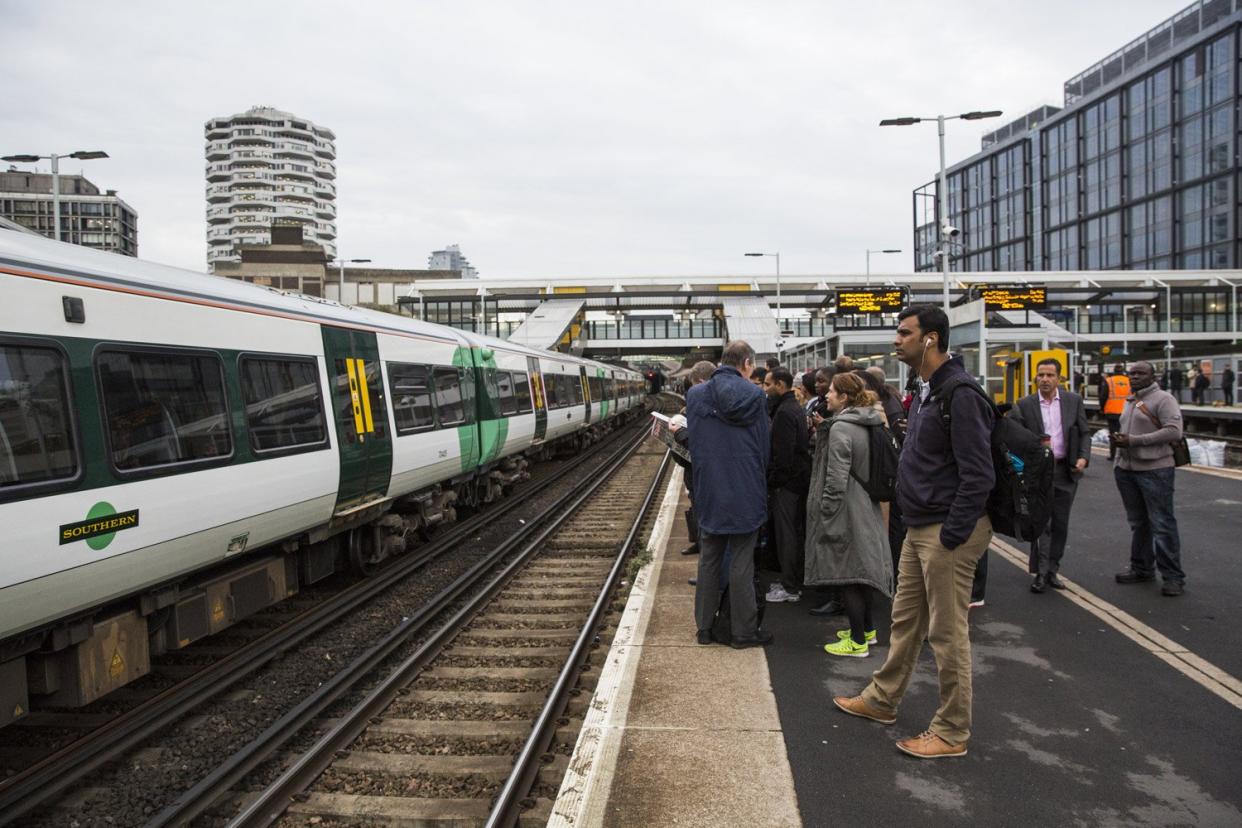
[2,150,109,242]
[865,248,902,285]
[744,250,781,330]
[333,257,371,304]
[879,111,1001,310]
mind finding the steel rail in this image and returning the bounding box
[0,411,652,828]
[152,423,656,828]
[486,447,672,828]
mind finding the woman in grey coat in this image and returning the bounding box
[805,372,893,657]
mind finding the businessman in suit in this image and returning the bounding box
[1008,358,1091,592]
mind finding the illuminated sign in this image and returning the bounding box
[835,287,907,315]
[980,285,1047,310]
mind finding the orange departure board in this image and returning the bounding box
[980,285,1047,310]
[835,287,907,314]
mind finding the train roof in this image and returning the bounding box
[0,233,643,376]
[0,231,466,345]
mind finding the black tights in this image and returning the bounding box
[840,584,875,644]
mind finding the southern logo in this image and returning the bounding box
[59,502,139,549]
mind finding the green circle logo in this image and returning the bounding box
[85,501,119,551]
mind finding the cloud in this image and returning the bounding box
[0,0,1186,277]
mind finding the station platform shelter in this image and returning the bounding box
[379,271,1240,382]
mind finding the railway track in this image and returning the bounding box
[0,400,674,828]
[163,433,671,827]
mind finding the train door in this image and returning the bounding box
[527,356,547,442]
[580,366,592,424]
[322,326,393,509]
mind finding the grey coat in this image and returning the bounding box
[804,406,892,597]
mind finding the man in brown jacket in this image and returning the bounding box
[1112,361,1186,596]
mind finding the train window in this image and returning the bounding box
[588,376,602,402]
[556,374,573,408]
[387,362,436,433]
[433,367,465,425]
[239,357,328,453]
[0,344,78,490]
[496,371,518,416]
[458,366,477,424]
[98,349,232,471]
[542,374,559,409]
[513,372,532,413]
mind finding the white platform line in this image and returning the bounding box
[547,464,684,828]
[990,537,1242,709]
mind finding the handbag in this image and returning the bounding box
[1136,401,1191,467]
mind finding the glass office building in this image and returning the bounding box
[913,0,1242,273]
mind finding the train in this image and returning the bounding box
[0,230,646,727]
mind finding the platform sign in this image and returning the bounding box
[980,284,1047,310]
[835,287,907,315]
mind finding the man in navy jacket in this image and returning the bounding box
[686,340,773,648]
[833,305,994,759]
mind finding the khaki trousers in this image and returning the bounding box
[861,516,992,744]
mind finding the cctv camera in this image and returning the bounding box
[940,220,961,239]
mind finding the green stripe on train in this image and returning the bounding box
[453,345,508,473]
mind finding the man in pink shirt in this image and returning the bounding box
[1007,358,1091,592]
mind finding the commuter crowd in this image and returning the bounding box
[668,304,1189,759]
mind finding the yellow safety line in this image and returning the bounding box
[355,358,375,433]
[345,358,365,436]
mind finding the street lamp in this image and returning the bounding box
[744,250,781,323]
[2,150,110,242]
[865,248,902,285]
[333,257,371,304]
[879,111,1002,310]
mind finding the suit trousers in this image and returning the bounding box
[695,531,759,640]
[862,516,992,745]
[770,487,805,593]
[1029,464,1079,576]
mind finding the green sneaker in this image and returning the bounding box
[824,637,870,658]
[836,629,877,646]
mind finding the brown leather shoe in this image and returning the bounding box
[895,730,967,759]
[832,695,896,725]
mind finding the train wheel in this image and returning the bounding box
[348,526,384,576]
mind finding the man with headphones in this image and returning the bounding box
[833,304,995,760]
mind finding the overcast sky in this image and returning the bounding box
[2,0,1186,279]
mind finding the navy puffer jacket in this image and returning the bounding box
[686,366,770,534]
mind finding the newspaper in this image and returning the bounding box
[650,412,691,462]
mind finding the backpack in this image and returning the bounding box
[849,421,900,503]
[933,378,1053,542]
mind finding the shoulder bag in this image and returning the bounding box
[1136,401,1191,467]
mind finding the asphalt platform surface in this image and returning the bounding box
[760,462,1242,827]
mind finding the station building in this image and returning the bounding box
[912,0,1242,275]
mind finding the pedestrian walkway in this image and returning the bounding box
[556,458,1242,826]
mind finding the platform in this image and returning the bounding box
[555,457,1242,826]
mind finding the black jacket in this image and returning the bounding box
[1007,390,1090,481]
[767,390,811,495]
[895,356,995,549]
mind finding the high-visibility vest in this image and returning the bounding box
[1103,375,1130,415]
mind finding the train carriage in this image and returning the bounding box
[0,230,643,727]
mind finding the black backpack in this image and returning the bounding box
[933,378,1053,542]
[849,421,900,503]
